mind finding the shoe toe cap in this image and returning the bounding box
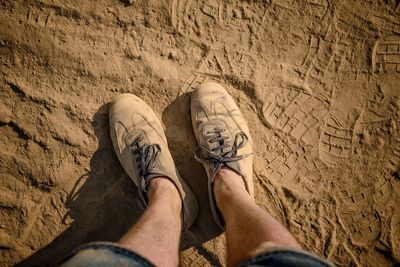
[109,94,142,115]
[193,82,227,99]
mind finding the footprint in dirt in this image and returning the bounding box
[336,177,394,247]
[371,34,400,115]
[319,80,370,167]
[262,86,330,149]
[338,186,381,246]
[373,35,400,79]
[330,35,400,249]
[263,35,400,168]
[332,36,400,250]
[196,46,258,82]
[354,34,400,174]
[169,0,220,40]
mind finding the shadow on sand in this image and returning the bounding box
[17,94,222,266]
[163,93,222,265]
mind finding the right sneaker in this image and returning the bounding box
[109,94,198,230]
[191,82,254,229]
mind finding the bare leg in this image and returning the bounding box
[118,177,182,267]
[214,168,301,267]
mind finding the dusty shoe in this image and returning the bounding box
[109,94,198,230]
[191,82,254,229]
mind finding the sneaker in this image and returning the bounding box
[191,82,254,229]
[109,94,198,230]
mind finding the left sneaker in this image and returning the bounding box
[109,94,198,230]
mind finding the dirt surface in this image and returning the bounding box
[1,0,400,266]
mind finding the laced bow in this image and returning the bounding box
[129,135,160,190]
[194,129,252,164]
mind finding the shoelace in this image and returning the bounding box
[129,135,160,191]
[194,129,252,164]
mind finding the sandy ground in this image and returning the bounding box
[0,0,400,266]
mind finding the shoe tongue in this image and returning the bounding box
[203,120,232,154]
[125,129,145,146]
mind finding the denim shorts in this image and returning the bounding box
[60,242,334,267]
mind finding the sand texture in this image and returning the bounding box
[1,0,400,266]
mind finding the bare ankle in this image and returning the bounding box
[147,177,182,210]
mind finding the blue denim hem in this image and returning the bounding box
[61,242,333,267]
[60,241,154,267]
[238,249,334,267]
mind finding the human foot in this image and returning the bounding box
[147,177,182,211]
[191,82,254,228]
[109,94,198,230]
